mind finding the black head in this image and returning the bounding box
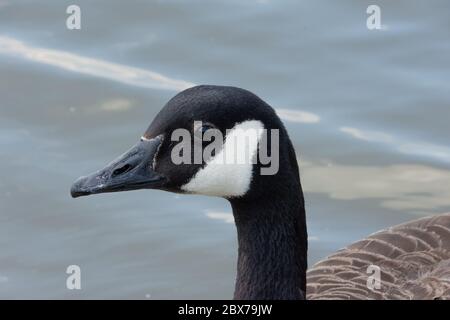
[71,85,301,203]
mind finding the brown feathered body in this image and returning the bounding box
[307,213,450,300]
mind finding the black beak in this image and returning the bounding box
[71,136,166,198]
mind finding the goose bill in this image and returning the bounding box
[70,136,166,198]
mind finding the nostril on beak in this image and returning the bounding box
[111,163,133,177]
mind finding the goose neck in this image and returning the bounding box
[230,193,307,300]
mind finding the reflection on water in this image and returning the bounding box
[0,36,194,91]
[302,160,450,212]
[340,126,450,163]
[276,108,320,124]
[1,0,450,299]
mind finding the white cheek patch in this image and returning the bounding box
[181,120,264,198]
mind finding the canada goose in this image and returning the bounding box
[71,85,450,300]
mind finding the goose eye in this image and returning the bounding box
[201,125,213,134]
[194,123,216,135]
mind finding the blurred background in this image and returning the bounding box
[0,0,449,299]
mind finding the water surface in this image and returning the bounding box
[0,0,449,299]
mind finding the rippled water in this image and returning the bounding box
[0,1,449,299]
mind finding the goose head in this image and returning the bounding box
[71,85,298,203]
[71,85,307,300]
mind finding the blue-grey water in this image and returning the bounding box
[1,0,449,299]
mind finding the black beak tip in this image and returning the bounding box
[70,177,90,198]
[71,189,87,198]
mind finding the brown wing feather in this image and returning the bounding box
[307,213,450,300]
